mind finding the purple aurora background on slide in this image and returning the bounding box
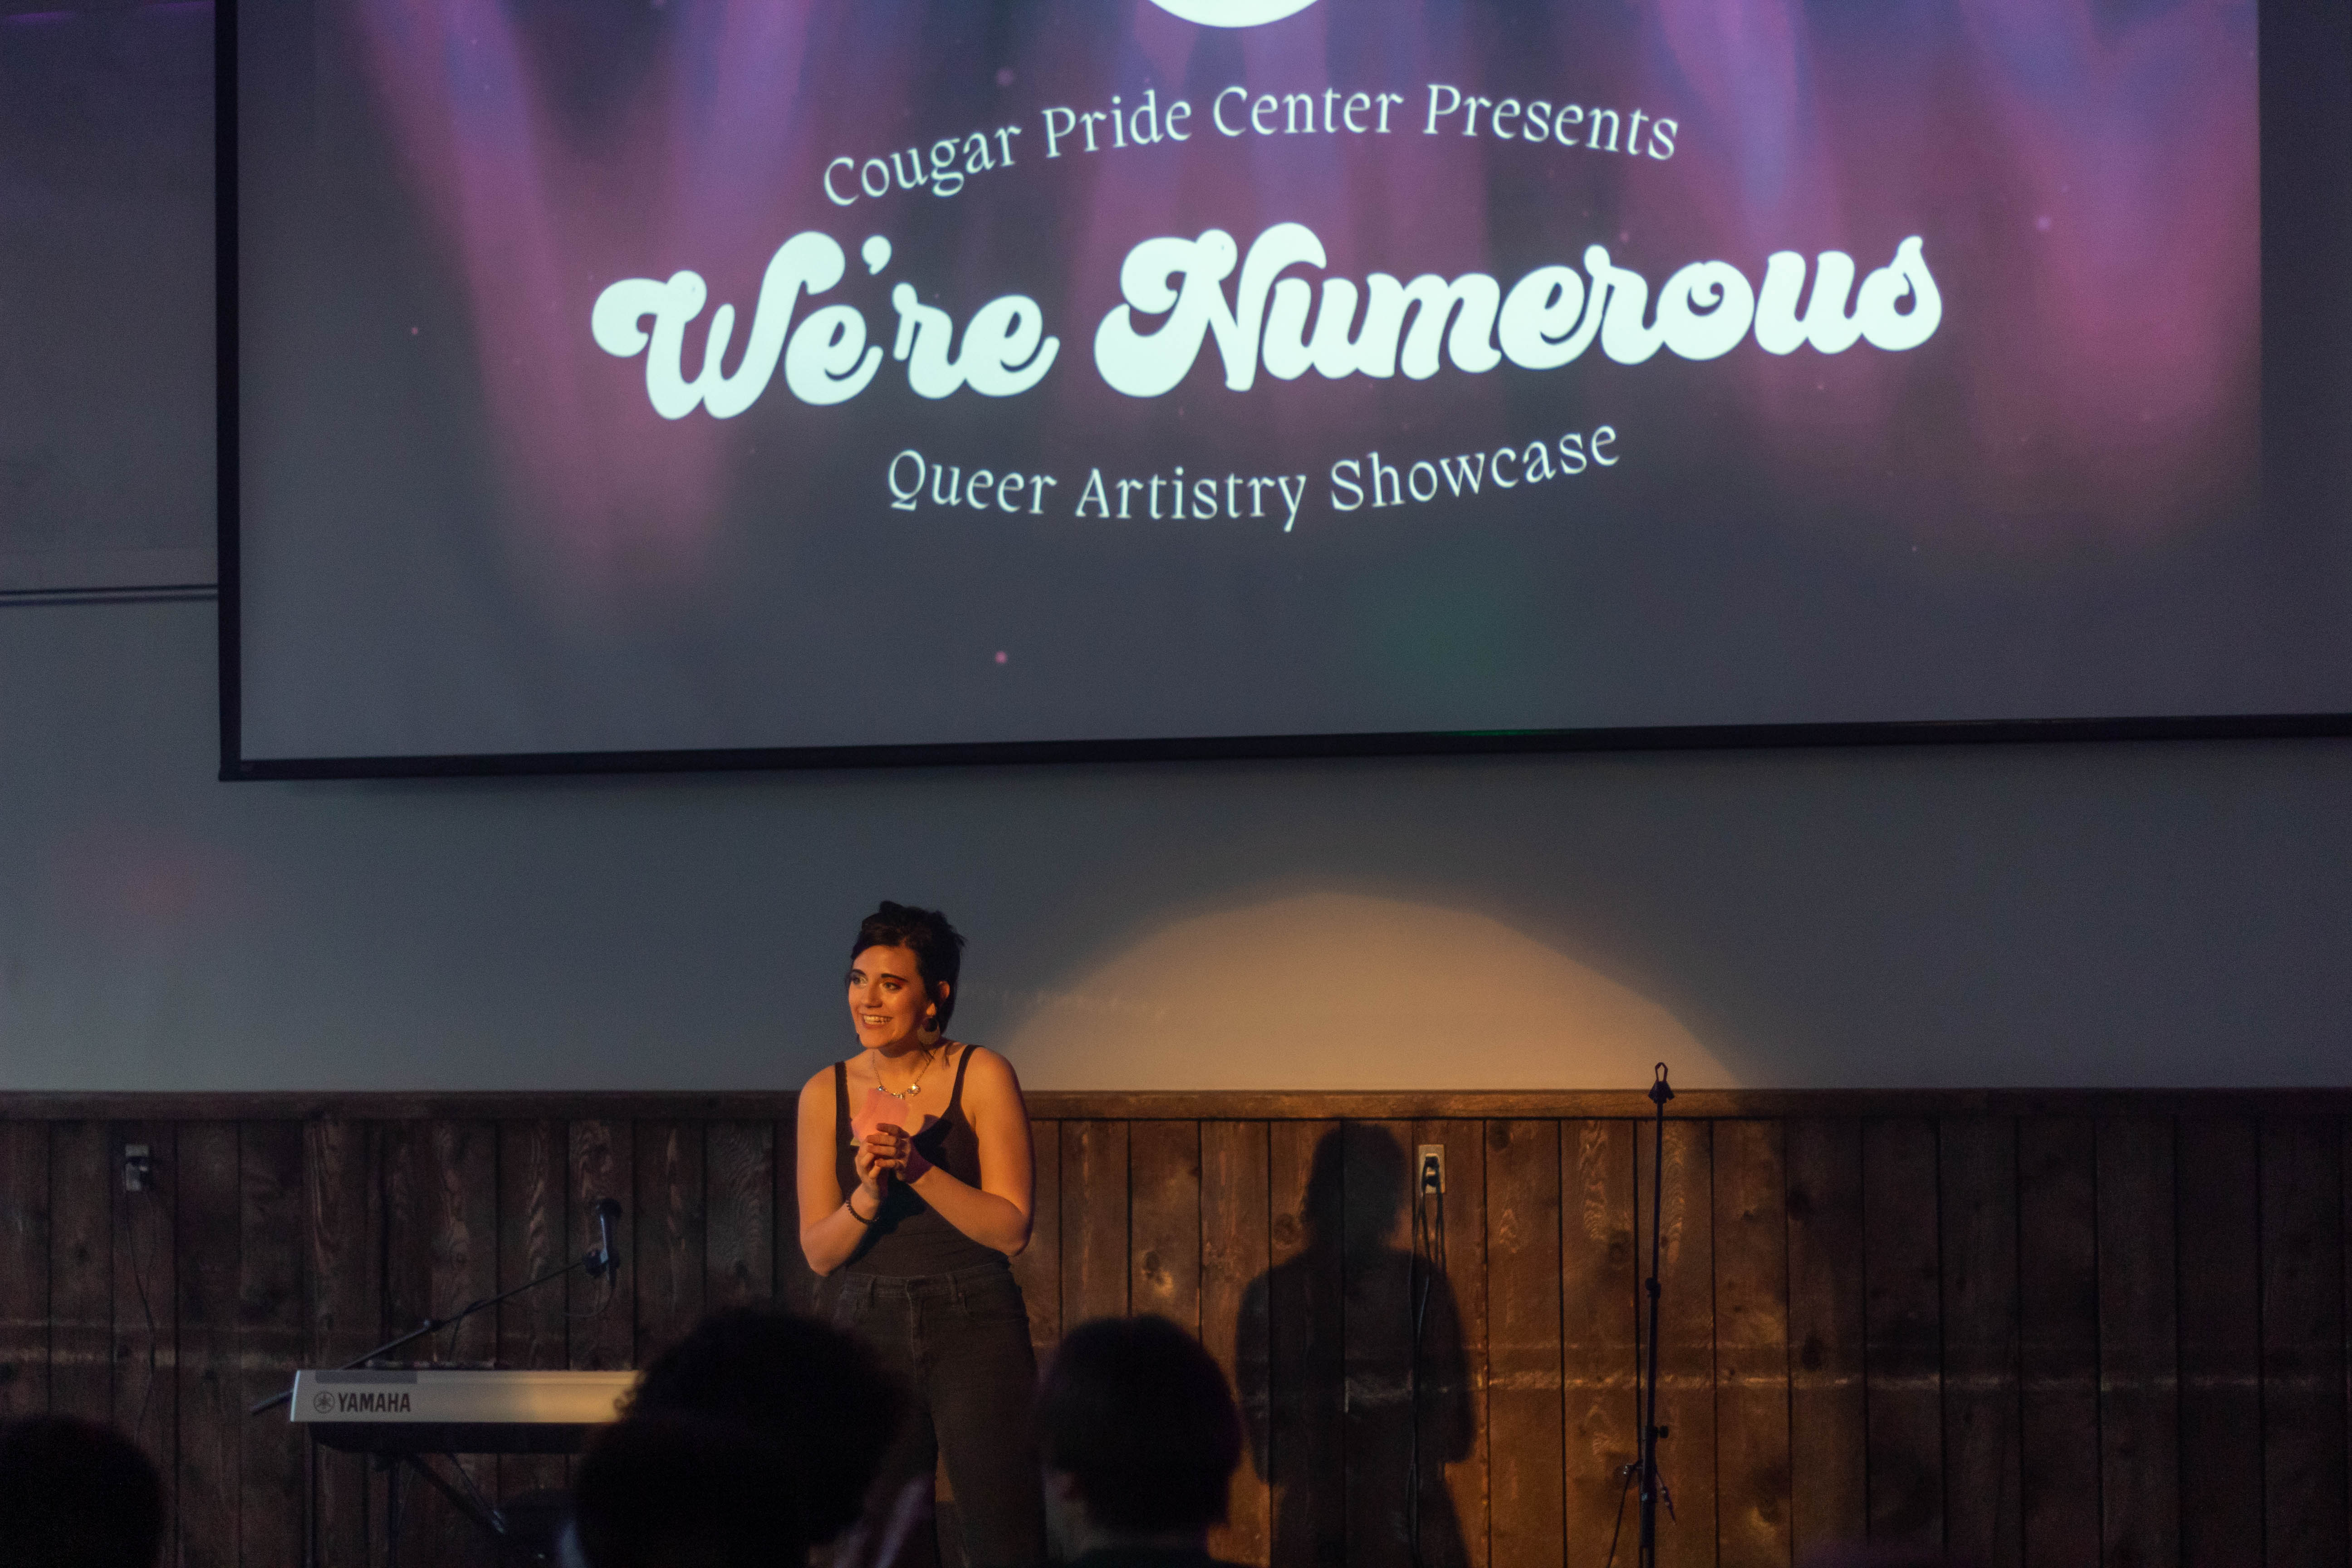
[343,0,2256,596]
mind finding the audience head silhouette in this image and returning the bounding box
[570,1414,796,1568]
[569,1307,903,1567]
[1036,1314,1244,1562]
[0,1416,165,1568]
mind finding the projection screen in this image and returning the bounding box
[223,0,2352,775]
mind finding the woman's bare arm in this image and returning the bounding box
[798,1072,888,1276]
[899,1047,1034,1256]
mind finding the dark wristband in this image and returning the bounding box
[846,1192,880,1226]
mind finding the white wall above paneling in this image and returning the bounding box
[5,598,2349,1091]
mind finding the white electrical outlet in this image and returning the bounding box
[1417,1144,1445,1193]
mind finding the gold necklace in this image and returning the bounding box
[873,1043,939,1099]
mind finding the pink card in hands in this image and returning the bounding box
[853,1087,936,1183]
[853,1087,937,1145]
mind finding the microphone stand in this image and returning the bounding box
[249,1207,622,1568]
[248,1242,618,1417]
[1636,1063,1674,1568]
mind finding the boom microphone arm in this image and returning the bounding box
[247,1197,624,1416]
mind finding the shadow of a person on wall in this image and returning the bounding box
[1239,1125,1473,1568]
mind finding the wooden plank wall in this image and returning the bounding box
[0,1094,2348,1566]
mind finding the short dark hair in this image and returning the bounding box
[850,902,966,1026]
[572,1413,790,1568]
[1036,1315,1242,1535]
[622,1307,902,1548]
[0,1416,165,1568]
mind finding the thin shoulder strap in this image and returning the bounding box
[945,1044,977,1117]
[833,1059,851,1140]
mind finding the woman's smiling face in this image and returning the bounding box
[847,944,940,1052]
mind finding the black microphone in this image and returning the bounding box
[588,1197,624,1279]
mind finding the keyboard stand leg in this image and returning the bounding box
[383,1457,400,1568]
[396,1452,529,1562]
[303,1430,318,1568]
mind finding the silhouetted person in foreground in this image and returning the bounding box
[1239,1126,1471,1568]
[1036,1315,1249,1568]
[567,1307,906,1568]
[570,1415,799,1568]
[0,1416,164,1568]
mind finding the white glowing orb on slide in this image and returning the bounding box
[1144,0,1319,27]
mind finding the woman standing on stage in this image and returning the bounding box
[798,902,1044,1568]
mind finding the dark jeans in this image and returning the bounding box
[822,1260,1045,1568]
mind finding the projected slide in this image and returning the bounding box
[230,0,2311,770]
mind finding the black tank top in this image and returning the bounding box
[834,1044,1003,1276]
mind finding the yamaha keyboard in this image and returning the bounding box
[289,1368,635,1454]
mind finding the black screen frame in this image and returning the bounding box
[216,0,2352,781]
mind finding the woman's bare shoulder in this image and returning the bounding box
[797,1060,844,1106]
[956,1044,1025,1100]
